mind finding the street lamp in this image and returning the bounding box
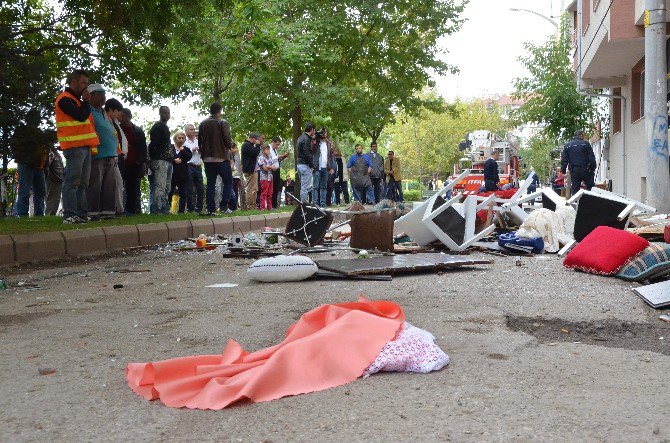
[509,8,559,28]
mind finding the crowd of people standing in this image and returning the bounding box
[12,69,405,223]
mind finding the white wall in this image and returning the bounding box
[608,82,646,201]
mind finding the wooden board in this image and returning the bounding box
[315,253,491,276]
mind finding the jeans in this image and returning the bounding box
[386,177,404,202]
[352,185,374,204]
[149,159,171,214]
[205,161,232,213]
[312,168,328,206]
[229,177,241,211]
[87,156,118,217]
[16,163,46,217]
[187,164,204,212]
[296,164,313,203]
[334,181,350,205]
[62,146,91,218]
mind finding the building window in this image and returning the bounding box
[632,57,645,122]
[613,88,621,134]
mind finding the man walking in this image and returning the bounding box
[483,150,500,192]
[368,141,385,203]
[54,69,99,224]
[384,150,404,202]
[561,129,596,196]
[295,122,316,203]
[184,123,204,213]
[347,144,374,204]
[148,106,173,214]
[119,108,148,214]
[241,132,261,210]
[198,102,234,215]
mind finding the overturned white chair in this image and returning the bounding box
[472,178,534,226]
[394,169,471,246]
[557,188,656,256]
[422,193,497,251]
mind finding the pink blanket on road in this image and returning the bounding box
[126,297,405,410]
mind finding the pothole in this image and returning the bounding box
[506,316,670,355]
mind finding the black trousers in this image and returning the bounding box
[371,177,383,203]
[272,170,282,208]
[570,167,595,196]
[484,179,498,191]
[124,163,143,214]
[334,181,350,205]
[169,178,188,213]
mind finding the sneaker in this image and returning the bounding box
[224,209,233,214]
[63,216,83,224]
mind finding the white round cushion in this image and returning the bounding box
[247,255,318,282]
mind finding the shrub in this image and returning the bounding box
[403,190,422,202]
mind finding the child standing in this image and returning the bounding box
[257,144,276,210]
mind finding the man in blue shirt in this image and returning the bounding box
[86,84,120,219]
[347,144,375,204]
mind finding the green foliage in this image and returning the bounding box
[519,134,560,182]
[512,16,599,142]
[403,190,421,202]
[387,97,512,182]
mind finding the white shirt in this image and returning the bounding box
[184,137,200,166]
[319,141,328,169]
[270,146,280,169]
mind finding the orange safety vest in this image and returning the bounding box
[54,91,100,150]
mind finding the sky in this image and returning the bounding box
[435,0,564,100]
[130,0,566,129]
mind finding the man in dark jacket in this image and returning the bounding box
[148,106,172,213]
[120,108,148,214]
[295,122,316,203]
[483,150,500,191]
[312,128,334,207]
[11,109,50,216]
[368,142,385,203]
[561,129,596,196]
[198,102,234,215]
[240,132,261,210]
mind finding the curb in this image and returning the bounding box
[0,212,292,267]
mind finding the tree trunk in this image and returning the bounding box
[0,129,8,218]
[213,77,222,102]
[291,105,302,201]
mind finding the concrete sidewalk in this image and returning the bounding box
[0,213,291,267]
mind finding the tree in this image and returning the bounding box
[0,0,92,216]
[512,17,600,142]
[518,134,560,182]
[388,98,512,183]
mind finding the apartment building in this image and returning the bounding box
[566,0,669,201]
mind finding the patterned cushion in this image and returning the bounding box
[616,243,670,281]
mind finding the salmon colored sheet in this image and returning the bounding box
[126,297,405,410]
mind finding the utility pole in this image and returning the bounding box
[645,0,670,211]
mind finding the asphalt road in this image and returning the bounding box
[1,245,669,442]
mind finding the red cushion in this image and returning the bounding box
[563,226,649,275]
[476,189,518,199]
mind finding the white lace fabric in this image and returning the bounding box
[363,322,450,377]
